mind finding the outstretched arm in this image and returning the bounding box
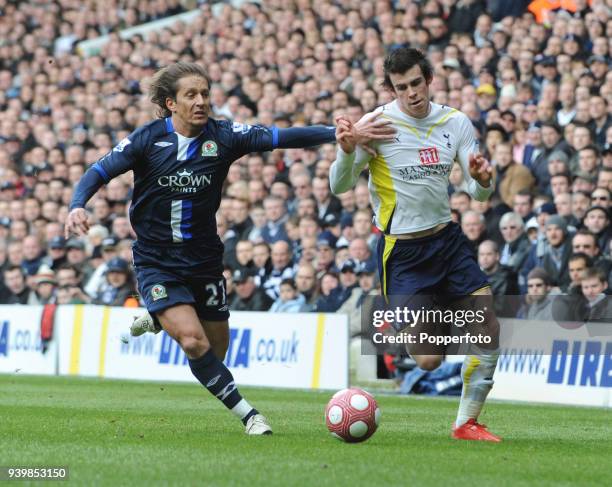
[65,168,106,237]
[231,114,395,155]
[65,133,141,238]
[329,122,374,195]
[275,125,337,148]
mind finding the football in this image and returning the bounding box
[325,388,381,443]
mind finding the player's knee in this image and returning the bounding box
[213,342,228,361]
[414,355,442,371]
[179,333,210,358]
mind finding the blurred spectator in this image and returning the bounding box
[450,191,471,214]
[513,190,534,223]
[84,235,119,298]
[448,0,485,33]
[478,240,519,317]
[65,239,94,284]
[230,268,273,312]
[539,215,573,289]
[492,142,535,207]
[252,242,272,286]
[92,257,135,306]
[314,271,341,312]
[338,260,379,334]
[223,266,236,306]
[29,265,57,305]
[462,210,488,252]
[270,278,305,312]
[588,95,611,147]
[55,264,90,304]
[531,122,571,191]
[314,231,337,279]
[499,212,531,273]
[591,188,611,210]
[582,206,611,253]
[247,204,266,242]
[523,268,556,321]
[581,267,612,322]
[262,240,295,300]
[2,266,32,304]
[554,192,577,229]
[21,235,45,280]
[312,176,341,222]
[571,190,591,222]
[234,240,255,271]
[230,198,254,242]
[571,230,612,284]
[566,252,592,295]
[261,195,289,244]
[294,263,319,312]
[352,208,377,250]
[321,214,341,240]
[46,236,67,270]
[348,237,375,267]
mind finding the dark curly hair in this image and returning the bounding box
[382,47,433,91]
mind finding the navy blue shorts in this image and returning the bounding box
[133,243,229,322]
[377,222,489,298]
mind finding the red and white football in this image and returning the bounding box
[325,388,381,443]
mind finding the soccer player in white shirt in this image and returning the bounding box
[331,47,502,442]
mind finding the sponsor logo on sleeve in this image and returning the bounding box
[113,137,132,153]
[154,141,173,147]
[232,122,252,134]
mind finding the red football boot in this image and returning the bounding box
[452,419,502,443]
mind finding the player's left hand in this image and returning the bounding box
[469,153,493,187]
[352,112,396,145]
[335,113,396,157]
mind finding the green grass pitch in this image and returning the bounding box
[1,375,610,486]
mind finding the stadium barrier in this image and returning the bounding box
[0,305,610,406]
[0,305,349,390]
[0,306,56,376]
[489,318,612,408]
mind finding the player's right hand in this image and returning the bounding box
[65,208,90,238]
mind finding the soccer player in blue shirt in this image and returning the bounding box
[65,62,393,435]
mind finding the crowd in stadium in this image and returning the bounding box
[0,0,611,326]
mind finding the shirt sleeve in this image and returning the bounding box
[93,129,144,182]
[69,128,145,210]
[456,114,493,202]
[229,121,336,158]
[329,146,373,195]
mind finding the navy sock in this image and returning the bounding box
[188,349,258,424]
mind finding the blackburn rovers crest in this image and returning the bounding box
[202,140,218,157]
[151,284,167,301]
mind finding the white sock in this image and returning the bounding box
[456,351,498,427]
[231,398,254,420]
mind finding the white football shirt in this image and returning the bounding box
[330,101,493,234]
